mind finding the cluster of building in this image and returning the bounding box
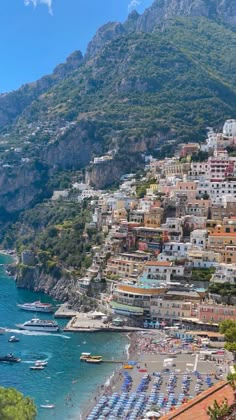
[72,119,236,329]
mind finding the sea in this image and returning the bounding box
[0,253,128,420]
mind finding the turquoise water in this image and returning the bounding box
[0,254,128,419]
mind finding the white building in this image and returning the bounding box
[223,119,236,137]
[190,229,207,249]
[211,263,236,285]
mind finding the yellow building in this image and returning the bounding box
[144,207,164,228]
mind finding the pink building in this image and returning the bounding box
[199,303,236,324]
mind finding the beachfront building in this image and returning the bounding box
[150,297,196,322]
[110,283,166,317]
[198,302,236,324]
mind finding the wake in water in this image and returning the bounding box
[1,327,70,339]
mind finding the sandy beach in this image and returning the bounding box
[81,329,230,419]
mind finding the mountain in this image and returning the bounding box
[0,0,236,213]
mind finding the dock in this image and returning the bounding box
[63,313,144,332]
[54,303,79,319]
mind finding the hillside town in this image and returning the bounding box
[46,119,236,333]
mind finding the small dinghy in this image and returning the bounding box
[40,404,55,409]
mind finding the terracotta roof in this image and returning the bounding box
[145,261,172,267]
[161,381,234,420]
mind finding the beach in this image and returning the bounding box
[83,329,230,419]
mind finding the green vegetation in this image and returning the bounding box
[209,282,236,297]
[1,17,236,164]
[0,387,36,420]
[207,398,230,420]
[220,320,236,360]
[5,201,103,274]
[136,178,157,198]
[191,267,215,282]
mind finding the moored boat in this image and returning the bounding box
[17,301,54,313]
[16,318,59,332]
[40,404,55,409]
[80,352,102,361]
[85,357,103,364]
[0,354,21,363]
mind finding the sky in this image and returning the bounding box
[0,0,152,93]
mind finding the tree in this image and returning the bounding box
[219,320,236,334]
[207,398,230,420]
[227,372,236,401]
[0,387,37,420]
[224,327,236,343]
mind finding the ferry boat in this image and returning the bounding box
[17,301,54,313]
[16,318,59,332]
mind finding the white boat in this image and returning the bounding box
[40,404,55,409]
[35,360,48,366]
[30,365,44,370]
[17,301,54,313]
[16,318,59,332]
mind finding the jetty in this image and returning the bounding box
[54,303,79,319]
[63,313,144,332]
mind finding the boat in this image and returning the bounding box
[8,335,20,343]
[85,357,102,364]
[0,354,21,363]
[80,352,102,361]
[0,328,5,334]
[16,318,59,332]
[30,365,44,370]
[40,404,55,409]
[35,360,48,366]
[17,301,54,313]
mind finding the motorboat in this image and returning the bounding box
[8,336,20,343]
[40,404,55,409]
[0,354,21,363]
[0,328,5,334]
[30,365,44,370]
[17,301,54,313]
[35,360,48,366]
[16,318,59,332]
[80,352,102,361]
[85,357,102,364]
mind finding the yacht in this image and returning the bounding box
[17,301,54,313]
[16,318,59,332]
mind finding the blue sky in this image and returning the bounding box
[0,0,152,93]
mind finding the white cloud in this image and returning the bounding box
[128,0,141,11]
[24,0,53,15]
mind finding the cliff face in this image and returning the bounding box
[16,265,103,310]
[137,0,236,32]
[0,164,47,213]
[44,120,104,169]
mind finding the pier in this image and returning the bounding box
[54,303,79,319]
